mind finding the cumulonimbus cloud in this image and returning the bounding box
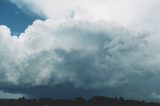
[1,19,160,100]
[0,19,144,87]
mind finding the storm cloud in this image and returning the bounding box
[0,18,160,100]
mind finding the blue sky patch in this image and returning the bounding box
[0,0,44,35]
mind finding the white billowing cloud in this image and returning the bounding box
[0,26,27,84]
[0,0,160,100]
[2,0,160,96]
[1,18,160,98]
[9,0,160,31]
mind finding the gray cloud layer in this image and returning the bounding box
[0,19,160,100]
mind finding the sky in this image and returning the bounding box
[0,0,44,35]
[1,0,160,101]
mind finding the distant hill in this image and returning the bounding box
[0,96,159,106]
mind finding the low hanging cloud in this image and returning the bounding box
[1,19,160,100]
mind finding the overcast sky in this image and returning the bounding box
[1,0,160,101]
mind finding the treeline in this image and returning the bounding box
[0,96,159,106]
